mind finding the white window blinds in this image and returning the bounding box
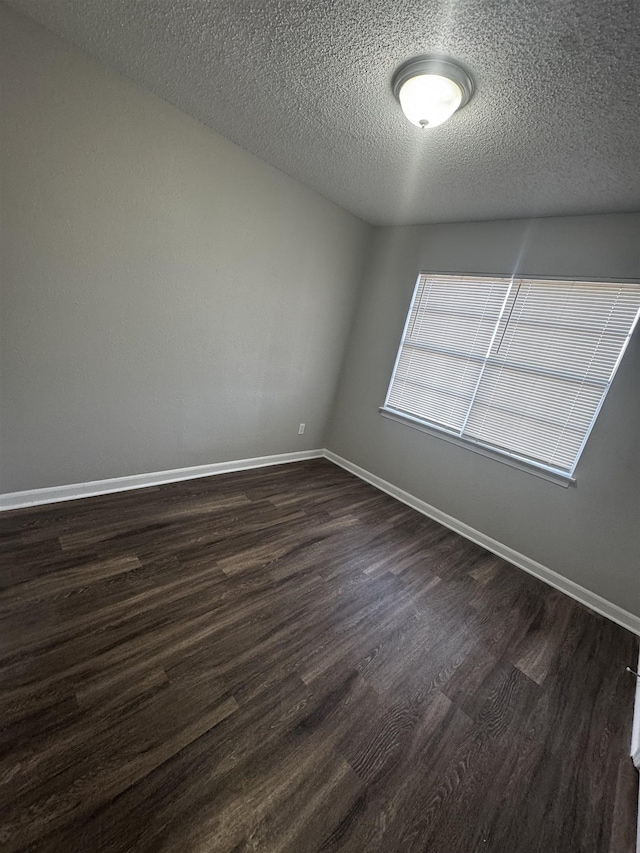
[384,273,640,476]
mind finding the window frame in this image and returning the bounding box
[380,271,640,486]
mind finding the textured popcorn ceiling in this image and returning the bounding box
[5,0,640,225]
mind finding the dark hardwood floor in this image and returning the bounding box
[0,458,637,852]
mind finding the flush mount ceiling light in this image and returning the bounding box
[392,57,474,129]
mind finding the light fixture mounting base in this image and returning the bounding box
[391,56,474,109]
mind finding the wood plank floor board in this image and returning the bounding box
[404,666,540,853]
[513,590,575,684]
[319,693,463,853]
[0,458,637,852]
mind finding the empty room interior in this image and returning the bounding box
[1,1,640,851]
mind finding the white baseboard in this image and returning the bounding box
[324,450,640,637]
[0,449,324,511]
[2,446,639,638]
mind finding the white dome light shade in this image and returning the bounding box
[398,74,462,128]
[392,57,474,130]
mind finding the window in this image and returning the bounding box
[383,273,640,478]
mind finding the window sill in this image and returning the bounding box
[379,407,576,488]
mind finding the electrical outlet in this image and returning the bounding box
[298,423,305,435]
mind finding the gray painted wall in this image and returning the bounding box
[327,214,640,616]
[0,6,370,492]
